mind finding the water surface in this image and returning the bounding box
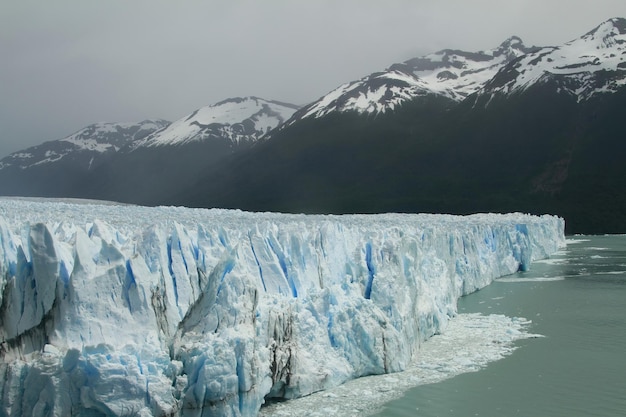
[374,235,626,416]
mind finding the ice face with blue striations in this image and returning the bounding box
[0,198,565,417]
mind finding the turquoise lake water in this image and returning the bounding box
[373,235,626,417]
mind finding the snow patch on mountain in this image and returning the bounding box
[404,36,538,102]
[285,37,539,124]
[480,18,626,101]
[60,121,170,151]
[136,97,299,148]
[0,120,169,170]
[291,70,443,122]
[285,19,626,123]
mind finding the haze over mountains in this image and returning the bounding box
[1,18,626,234]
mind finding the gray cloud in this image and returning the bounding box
[2,0,626,157]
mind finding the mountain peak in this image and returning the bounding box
[595,17,626,33]
[479,17,626,102]
[0,120,169,171]
[212,96,300,113]
[137,97,299,148]
[288,36,544,122]
[488,36,540,60]
[213,96,265,107]
[497,36,524,49]
[578,17,626,47]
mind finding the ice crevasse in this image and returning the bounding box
[0,200,565,416]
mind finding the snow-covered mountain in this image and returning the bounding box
[282,36,539,125]
[478,17,626,102]
[283,18,626,124]
[136,97,299,148]
[182,18,626,234]
[0,98,298,204]
[0,96,298,174]
[0,120,169,171]
[2,19,625,233]
[0,198,564,417]
[397,35,540,101]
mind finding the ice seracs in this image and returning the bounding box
[0,199,565,417]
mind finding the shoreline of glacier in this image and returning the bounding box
[0,199,565,417]
[260,312,541,417]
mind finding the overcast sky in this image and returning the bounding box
[2,0,626,158]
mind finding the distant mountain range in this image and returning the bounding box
[279,34,539,125]
[0,97,298,204]
[1,18,626,234]
[0,120,169,171]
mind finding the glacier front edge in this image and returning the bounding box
[0,199,565,417]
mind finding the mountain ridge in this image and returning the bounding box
[1,18,626,233]
[0,120,169,171]
[278,35,541,131]
[476,17,626,103]
[134,96,299,148]
[176,18,626,234]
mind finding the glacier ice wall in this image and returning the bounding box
[0,199,565,417]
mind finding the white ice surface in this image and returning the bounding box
[496,276,566,283]
[0,199,564,417]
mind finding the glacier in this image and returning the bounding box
[0,198,565,417]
